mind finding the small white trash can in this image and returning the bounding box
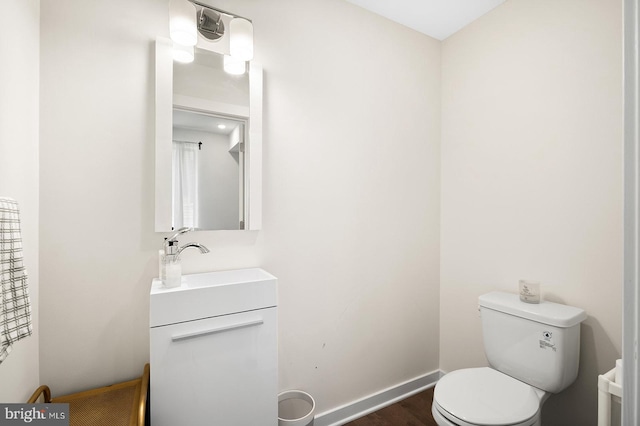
[278,390,315,426]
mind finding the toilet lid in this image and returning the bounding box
[434,368,542,426]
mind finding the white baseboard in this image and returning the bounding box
[313,369,444,426]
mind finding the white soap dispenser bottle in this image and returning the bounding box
[162,239,182,288]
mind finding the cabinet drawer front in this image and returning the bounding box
[150,308,277,426]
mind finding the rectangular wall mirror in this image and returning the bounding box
[155,37,263,231]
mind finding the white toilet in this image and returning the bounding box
[432,291,587,426]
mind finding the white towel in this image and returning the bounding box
[0,197,32,363]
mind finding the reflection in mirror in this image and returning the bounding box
[155,37,263,232]
[173,47,249,111]
[172,48,248,231]
[172,109,246,230]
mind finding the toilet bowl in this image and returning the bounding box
[431,368,548,426]
[431,292,586,426]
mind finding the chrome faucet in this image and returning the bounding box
[164,227,209,260]
[176,242,210,260]
[166,227,191,245]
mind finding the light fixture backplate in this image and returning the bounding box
[197,7,225,41]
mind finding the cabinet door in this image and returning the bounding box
[150,308,277,426]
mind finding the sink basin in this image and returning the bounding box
[150,268,277,327]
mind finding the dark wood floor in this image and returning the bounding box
[344,387,438,426]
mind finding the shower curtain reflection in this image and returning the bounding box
[172,141,199,229]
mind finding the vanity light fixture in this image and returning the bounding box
[169,0,253,75]
[169,1,254,74]
[172,43,194,63]
[223,55,246,75]
[189,1,254,61]
[169,0,198,46]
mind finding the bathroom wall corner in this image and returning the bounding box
[0,0,41,403]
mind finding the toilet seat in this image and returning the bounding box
[432,367,545,426]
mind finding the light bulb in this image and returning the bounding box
[229,18,253,61]
[169,0,197,46]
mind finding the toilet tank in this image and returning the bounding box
[479,292,587,393]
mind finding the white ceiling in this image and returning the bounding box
[173,109,241,135]
[344,0,506,40]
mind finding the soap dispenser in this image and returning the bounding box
[159,227,210,288]
[162,239,182,288]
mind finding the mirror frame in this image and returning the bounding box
[154,37,263,231]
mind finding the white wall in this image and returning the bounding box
[440,0,622,424]
[251,0,442,411]
[0,0,40,402]
[39,0,442,414]
[39,0,163,394]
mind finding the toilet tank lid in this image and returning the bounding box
[479,291,587,327]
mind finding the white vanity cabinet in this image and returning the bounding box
[150,269,278,426]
